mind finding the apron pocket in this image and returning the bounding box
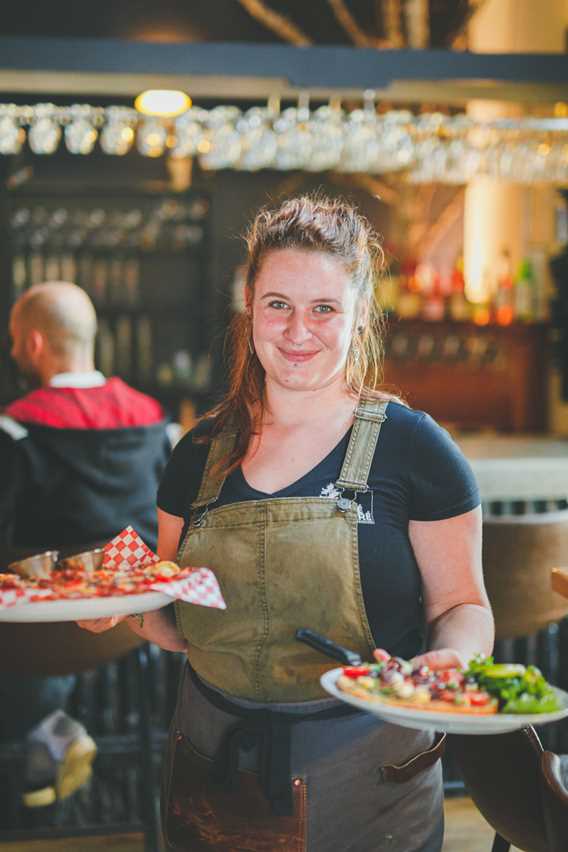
[378,732,446,784]
[163,728,307,851]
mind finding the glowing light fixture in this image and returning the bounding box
[134,89,191,118]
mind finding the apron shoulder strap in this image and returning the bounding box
[336,398,389,492]
[192,429,238,510]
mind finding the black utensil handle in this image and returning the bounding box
[295,628,363,666]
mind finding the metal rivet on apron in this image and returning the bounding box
[336,496,353,512]
[292,777,302,787]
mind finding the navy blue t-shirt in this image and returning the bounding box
[157,402,480,659]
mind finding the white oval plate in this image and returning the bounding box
[0,591,171,623]
[320,668,568,735]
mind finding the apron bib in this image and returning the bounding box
[163,400,445,851]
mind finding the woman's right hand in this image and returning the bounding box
[77,615,125,633]
[77,607,187,652]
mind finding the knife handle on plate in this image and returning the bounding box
[295,628,363,666]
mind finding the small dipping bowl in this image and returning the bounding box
[58,548,104,573]
[8,550,59,580]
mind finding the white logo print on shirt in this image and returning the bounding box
[320,482,375,525]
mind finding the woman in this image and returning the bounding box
[81,194,493,851]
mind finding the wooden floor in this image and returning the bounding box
[443,797,521,852]
[0,799,520,851]
[0,834,145,851]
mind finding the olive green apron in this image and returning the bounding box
[174,399,387,702]
[163,399,445,851]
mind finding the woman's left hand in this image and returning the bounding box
[409,648,465,672]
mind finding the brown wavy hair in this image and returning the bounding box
[203,193,393,474]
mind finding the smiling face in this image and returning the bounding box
[250,248,361,394]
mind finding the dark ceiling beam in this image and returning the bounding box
[0,36,566,101]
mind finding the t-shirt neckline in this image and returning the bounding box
[235,426,353,498]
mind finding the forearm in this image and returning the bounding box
[78,603,187,651]
[428,603,494,666]
[125,604,186,652]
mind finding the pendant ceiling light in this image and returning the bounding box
[134,89,192,119]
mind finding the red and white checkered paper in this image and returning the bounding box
[102,527,226,610]
[103,526,161,570]
[0,527,226,610]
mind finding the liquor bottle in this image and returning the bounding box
[29,252,44,286]
[526,247,550,322]
[379,255,400,316]
[421,271,445,322]
[109,257,124,304]
[494,249,514,326]
[115,316,132,377]
[60,253,77,283]
[514,258,535,322]
[92,257,108,305]
[78,253,93,295]
[44,254,60,281]
[96,318,114,377]
[396,262,422,319]
[471,267,493,326]
[12,252,27,296]
[125,257,140,306]
[136,316,153,384]
[448,257,471,322]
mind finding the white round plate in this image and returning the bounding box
[0,591,171,623]
[320,668,568,735]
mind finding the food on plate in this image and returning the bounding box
[336,650,560,715]
[0,558,187,603]
[463,654,560,714]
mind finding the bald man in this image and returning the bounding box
[1,282,171,812]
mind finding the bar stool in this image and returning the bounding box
[451,512,568,850]
[482,510,568,641]
[452,725,568,852]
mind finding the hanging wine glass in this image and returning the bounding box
[304,104,344,172]
[28,104,61,155]
[236,107,277,171]
[337,92,382,173]
[171,107,207,158]
[370,111,415,174]
[0,105,25,155]
[274,103,313,171]
[64,104,98,155]
[100,107,136,155]
[137,118,168,157]
[199,106,242,170]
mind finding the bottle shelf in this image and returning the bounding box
[5,189,215,416]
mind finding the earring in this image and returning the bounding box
[248,336,254,355]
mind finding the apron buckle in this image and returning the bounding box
[192,506,209,528]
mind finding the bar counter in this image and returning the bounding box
[455,433,568,504]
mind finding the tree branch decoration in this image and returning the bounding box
[383,0,404,48]
[327,0,376,48]
[404,0,430,49]
[237,0,312,46]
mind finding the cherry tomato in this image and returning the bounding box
[342,666,371,678]
[469,691,491,706]
[440,690,457,703]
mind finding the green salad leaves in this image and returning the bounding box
[463,655,561,714]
